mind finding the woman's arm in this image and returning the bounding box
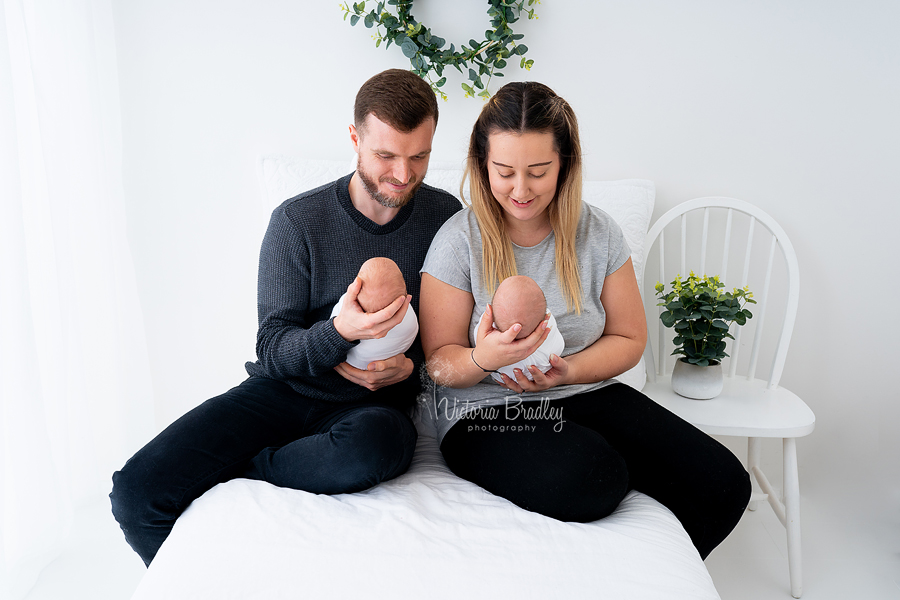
[420,273,549,388]
[501,258,647,393]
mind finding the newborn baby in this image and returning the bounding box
[477,275,565,383]
[330,257,419,370]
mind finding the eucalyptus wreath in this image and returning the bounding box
[339,0,539,100]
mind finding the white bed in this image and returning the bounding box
[132,414,719,599]
[129,159,720,599]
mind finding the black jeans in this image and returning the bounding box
[440,383,750,559]
[110,376,417,566]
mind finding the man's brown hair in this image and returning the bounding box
[354,69,439,135]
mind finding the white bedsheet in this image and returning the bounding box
[131,421,720,600]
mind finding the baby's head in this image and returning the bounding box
[491,276,548,340]
[356,257,407,313]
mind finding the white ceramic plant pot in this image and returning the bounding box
[671,358,724,400]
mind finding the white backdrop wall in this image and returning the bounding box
[111,0,900,499]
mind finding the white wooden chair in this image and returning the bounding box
[639,197,815,598]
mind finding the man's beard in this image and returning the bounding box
[356,161,423,209]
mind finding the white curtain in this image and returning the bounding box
[0,1,155,597]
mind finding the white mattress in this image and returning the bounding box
[131,419,720,600]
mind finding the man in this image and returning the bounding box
[110,69,461,566]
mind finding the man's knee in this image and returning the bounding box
[109,459,159,531]
[330,406,417,491]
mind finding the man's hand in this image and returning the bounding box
[334,353,414,391]
[333,277,410,343]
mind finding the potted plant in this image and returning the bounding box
[654,272,756,399]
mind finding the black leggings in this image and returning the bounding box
[440,383,750,559]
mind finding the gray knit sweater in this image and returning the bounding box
[245,173,461,404]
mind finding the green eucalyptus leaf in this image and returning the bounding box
[350,14,360,26]
[401,39,418,58]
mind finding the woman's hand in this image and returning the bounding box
[472,304,551,372]
[497,353,570,393]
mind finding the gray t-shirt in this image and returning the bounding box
[420,203,632,443]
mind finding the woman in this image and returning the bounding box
[419,82,750,559]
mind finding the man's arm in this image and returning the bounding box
[254,208,357,379]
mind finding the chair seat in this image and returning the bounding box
[642,375,816,439]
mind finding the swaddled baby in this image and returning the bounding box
[330,257,419,370]
[476,275,565,383]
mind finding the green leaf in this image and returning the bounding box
[468,68,478,81]
[436,77,447,87]
[364,13,375,28]
[478,90,491,99]
[712,319,729,329]
[350,14,360,26]
[469,38,480,50]
[515,44,529,55]
[401,39,418,58]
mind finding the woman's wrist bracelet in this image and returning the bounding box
[471,348,495,373]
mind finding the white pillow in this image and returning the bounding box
[257,156,652,391]
[257,155,356,217]
[581,179,655,392]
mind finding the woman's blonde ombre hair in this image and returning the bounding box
[461,82,584,313]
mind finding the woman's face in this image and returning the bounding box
[486,131,560,229]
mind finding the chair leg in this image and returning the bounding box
[748,437,762,511]
[783,437,802,598]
